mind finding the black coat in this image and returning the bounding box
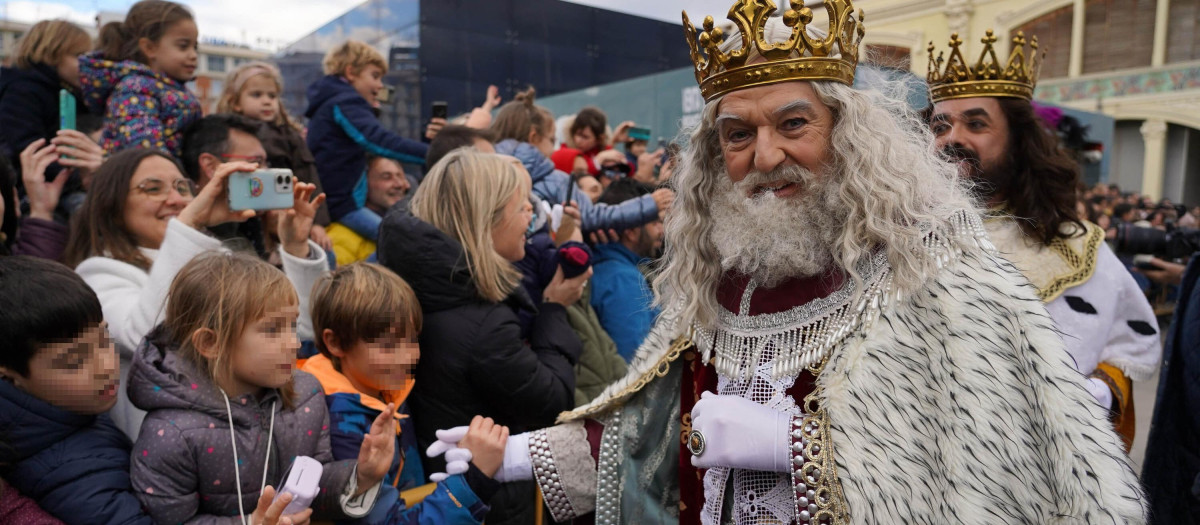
[0,63,89,191]
[378,205,582,525]
[1142,253,1200,523]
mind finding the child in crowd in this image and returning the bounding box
[127,252,392,523]
[81,0,201,157]
[0,19,99,215]
[304,40,428,242]
[301,262,506,524]
[559,106,632,176]
[0,256,152,525]
[218,61,333,250]
[326,156,412,265]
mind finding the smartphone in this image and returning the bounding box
[59,89,76,131]
[628,126,652,142]
[274,456,322,515]
[228,168,295,211]
[431,101,448,120]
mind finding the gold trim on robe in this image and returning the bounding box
[982,214,1104,303]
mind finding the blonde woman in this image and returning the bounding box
[378,149,588,525]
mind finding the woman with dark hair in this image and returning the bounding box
[64,148,329,439]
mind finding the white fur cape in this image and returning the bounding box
[820,240,1146,524]
[556,216,1146,524]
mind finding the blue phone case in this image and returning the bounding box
[227,169,295,211]
[59,90,76,131]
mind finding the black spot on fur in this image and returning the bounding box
[1065,296,1097,315]
[1127,320,1157,336]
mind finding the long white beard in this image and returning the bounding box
[709,165,847,287]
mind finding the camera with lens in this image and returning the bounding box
[1114,223,1200,261]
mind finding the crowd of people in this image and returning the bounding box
[0,0,1195,524]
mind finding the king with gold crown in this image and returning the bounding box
[925,30,1162,456]
[423,1,1147,523]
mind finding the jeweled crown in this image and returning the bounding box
[926,29,1043,103]
[682,0,865,102]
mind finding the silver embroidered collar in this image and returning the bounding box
[694,251,894,380]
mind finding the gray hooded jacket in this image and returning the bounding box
[127,329,370,524]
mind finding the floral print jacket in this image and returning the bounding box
[80,52,200,157]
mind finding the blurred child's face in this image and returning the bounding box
[230,306,300,394]
[577,175,602,203]
[573,128,599,152]
[532,121,556,158]
[56,43,90,89]
[5,322,119,415]
[339,326,420,395]
[346,64,385,106]
[366,158,410,214]
[629,140,647,157]
[235,74,280,122]
[141,19,198,82]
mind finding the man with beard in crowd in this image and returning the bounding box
[425,2,1146,523]
[927,30,1161,450]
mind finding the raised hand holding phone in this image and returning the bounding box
[177,162,258,229]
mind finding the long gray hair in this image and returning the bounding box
[654,79,977,332]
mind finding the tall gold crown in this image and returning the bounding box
[926,29,1043,103]
[682,0,865,102]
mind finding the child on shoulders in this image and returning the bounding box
[81,0,202,157]
[305,40,428,243]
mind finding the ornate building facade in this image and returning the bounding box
[864,0,1200,203]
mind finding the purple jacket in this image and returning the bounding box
[127,329,367,524]
[12,217,67,261]
[79,52,200,157]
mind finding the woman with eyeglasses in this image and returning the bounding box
[63,147,329,439]
[378,149,588,525]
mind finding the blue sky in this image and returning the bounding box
[1,0,737,51]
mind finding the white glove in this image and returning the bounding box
[425,426,473,482]
[494,432,532,482]
[689,392,791,472]
[1086,377,1115,414]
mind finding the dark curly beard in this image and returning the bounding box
[941,145,1013,202]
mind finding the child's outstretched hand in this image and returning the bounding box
[458,415,509,478]
[355,403,396,495]
[250,485,313,525]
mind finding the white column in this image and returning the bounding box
[1140,119,1168,200]
[1152,0,1171,66]
[1069,0,1085,77]
[945,0,974,43]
